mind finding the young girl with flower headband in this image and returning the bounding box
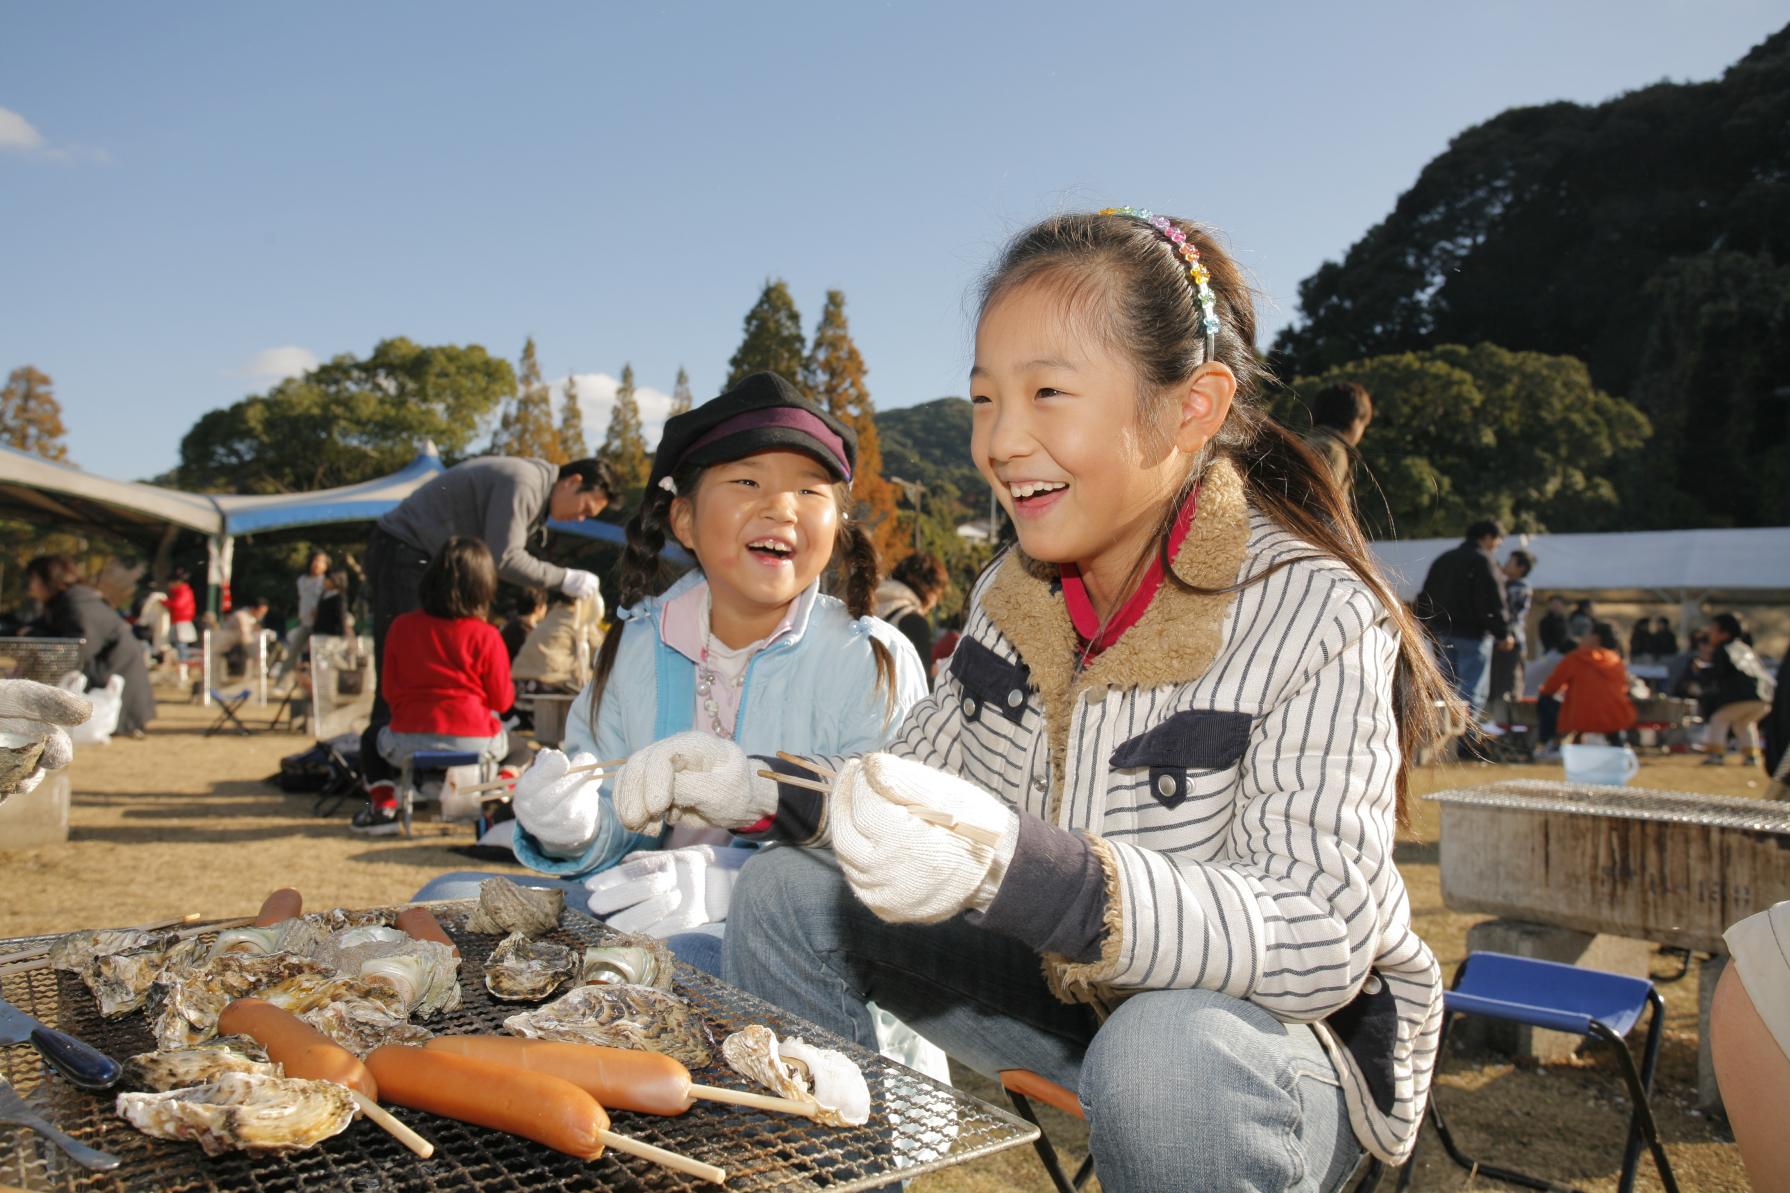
[612,211,1460,1187]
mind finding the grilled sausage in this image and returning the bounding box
[252,888,303,927]
[365,1045,610,1159]
[394,906,459,958]
[217,997,377,1100]
[425,1035,692,1116]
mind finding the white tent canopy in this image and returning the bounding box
[211,443,444,536]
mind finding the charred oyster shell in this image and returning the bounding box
[504,982,714,1068]
[126,1036,279,1091]
[464,877,563,937]
[91,938,206,1019]
[116,1072,357,1155]
[484,931,577,1002]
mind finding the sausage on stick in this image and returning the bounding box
[252,888,304,927]
[366,1045,724,1184]
[425,1035,816,1118]
[218,999,433,1158]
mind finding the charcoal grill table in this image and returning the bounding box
[0,902,1039,1191]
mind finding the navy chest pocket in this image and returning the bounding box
[948,638,1032,725]
[1110,709,1253,808]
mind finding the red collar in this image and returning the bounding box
[1062,486,1199,659]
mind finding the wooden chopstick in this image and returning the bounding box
[456,756,630,797]
[776,751,835,779]
[753,770,1004,848]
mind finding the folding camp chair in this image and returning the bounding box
[204,687,254,737]
[395,749,492,837]
[1397,951,1679,1193]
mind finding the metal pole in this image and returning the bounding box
[201,630,212,707]
[256,632,268,707]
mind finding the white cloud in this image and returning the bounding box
[239,346,320,382]
[0,107,44,151]
[550,371,676,453]
[0,106,107,163]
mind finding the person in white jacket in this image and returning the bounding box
[612,210,1462,1189]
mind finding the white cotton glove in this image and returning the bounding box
[584,845,751,936]
[0,680,92,797]
[830,753,1020,924]
[512,748,606,859]
[560,569,601,602]
[611,731,778,833]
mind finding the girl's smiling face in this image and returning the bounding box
[669,450,841,647]
[971,278,1231,614]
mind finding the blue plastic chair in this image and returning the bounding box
[1399,951,1678,1193]
[204,687,254,737]
[395,749,488,837]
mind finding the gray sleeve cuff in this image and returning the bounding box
[968,811,1108,962]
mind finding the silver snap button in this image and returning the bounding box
[1156,774,1177,797]
[1007,689,1024,708]
[1032,777,1047,792]
[962,696,977,717]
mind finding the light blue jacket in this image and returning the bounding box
[512,570,929,878]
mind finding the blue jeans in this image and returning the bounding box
[1439,635,1494,717]
[725,847,1362,1193]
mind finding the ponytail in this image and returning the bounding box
[831,516,898,726]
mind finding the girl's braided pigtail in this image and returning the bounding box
[834,515,898,725]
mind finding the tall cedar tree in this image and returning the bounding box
[492,337,563,462]
[559,373,590,460]
[725,280,807,390]
[669,366,694,416]
[804,291,904,563]
[600,364,651,495]
[0,366,70,461]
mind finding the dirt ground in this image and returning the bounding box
[0,692,1767,1192]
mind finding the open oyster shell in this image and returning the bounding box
[484,931,576,1002]
[464,877,563,937]
[504,982,715,1068]
[91,938,206,1019]
[722,1025,870,1127]
[210,918,325,961]
[316,929,461,1018]
[580,935,675,990]
[116,1072,357,1155]
[126,1036,279,1091]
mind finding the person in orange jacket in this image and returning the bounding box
[1539,623,1637,744]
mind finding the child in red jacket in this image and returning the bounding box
[1539,623,1637,745]
[353,536,527,835]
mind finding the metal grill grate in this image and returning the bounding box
[1426,779,1790,833]
[0,903,1038,1191]
[0,640,86,686]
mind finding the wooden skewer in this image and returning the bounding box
[348,1091,435,1158]
[754,770,1005,848]
[688,1082,818,1119]
[597,1129,726,1185]
[0,913,203,967]
[457,756,631,797]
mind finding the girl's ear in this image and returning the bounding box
[1173,361,1237,455]
[666,495,696,552]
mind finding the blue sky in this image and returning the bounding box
[3,2,1783,483]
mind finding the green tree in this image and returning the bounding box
[1281,343,1650,538]
[803,290,904,562]
[179,338,514,493]
[726,280,807,389]
[669,366,694,417]
[600,363,651,497]
[491,337,562,462]
[0,365,70,461]
[559,373,590,460]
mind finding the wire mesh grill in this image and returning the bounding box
[0,903,1038,1191]
[1426,778,1790,833]
[0,640,85,685]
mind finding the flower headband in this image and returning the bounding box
[1099,207,1220,361]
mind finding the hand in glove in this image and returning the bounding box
[560,569,602,602]
[830,753,1019,924]
[611,731,777,833]
[0,680,92,797]
[512,748,606,859]
[584,845,751,936]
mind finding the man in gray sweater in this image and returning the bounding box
[353,455,618,833]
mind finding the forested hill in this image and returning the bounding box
[875,397,985,511]
[1273,23,1790,529]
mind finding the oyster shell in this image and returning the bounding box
[91,938,206,1019]
[49,928,170,973]
[309,908,395,932]
[210,918,325,960]
[504,982,714,1068]
[722,1025,870,1127]
[116,1071,357,1155]
[314,929,461,1018]
[484,931,577,1002]
[126,1036,279,1091]
[580,936,675,990]
[298,997,434,1057]
[149,953,334,1050]
[464,877,563,937]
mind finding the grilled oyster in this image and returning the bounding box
[484,931,577,1002]
[126,1036,279,1091]
[298,997,434,1057]
[580,936,675,990]
[315,928,460,1018]
[464,877,563,937]
[116,1072,356,1155]
[91,938,206,1019]
[150,953,333,1050]
[504,982,714,1068]
[309,908,395,932]
[48,928,171,973]
[210,918,325,960]
[722,1025,870,1127]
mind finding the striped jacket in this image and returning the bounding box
[880,459,1442,1163]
